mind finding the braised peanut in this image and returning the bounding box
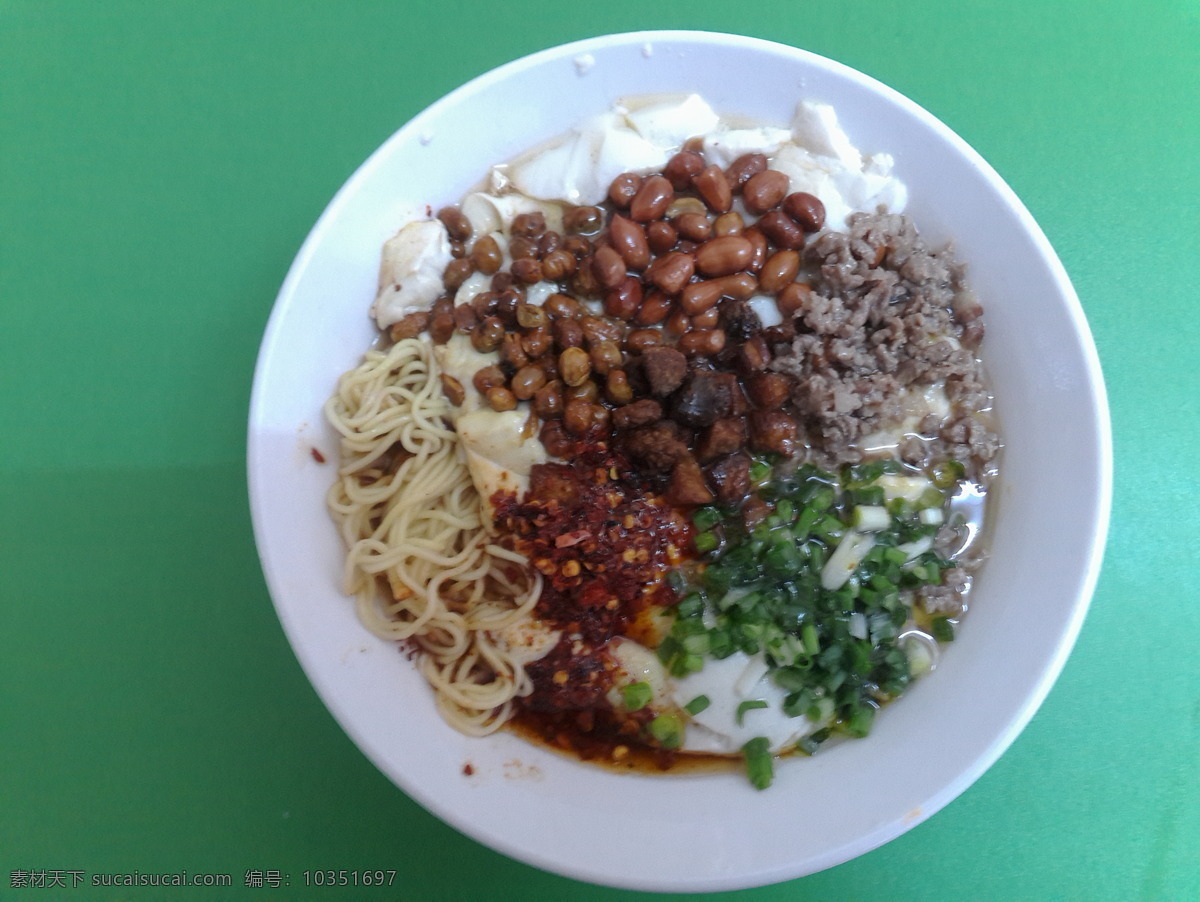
[541,248,577,281]
[634,291,672,326]
[439,373,466,406]
[452,302,477,333]
[522,326,553,358]
[712,211,744,237]
[389,310,429,341]
[757,209,806,250]
[437,206,472,242]
[544,292,584,319]
[589,339,623,375]
[609,215,651,270]
[511,365,548,401]
[695,235,754,277]
[645,251,695,295]
[629,175,674,222]
[486,386,517,412]
[604,276,643,320]
[472,364,506,395]
[559,346,592,386]
[759,249,801,294]
[664,150,705,189]
[470,235,502,274]
[742,169,789,214]
[591,245,627,290]
[646,220,678,255]
[563,206,603,235]
[782,191,826,232]
[533,380,565,418]
[673,211,712,243]
[608,173,642,208]
[443,257,475,291]
[510,211,546,238]
[677,328,727,357]
[777,281,814,318]
[692,164,732,213]
[692,306,721,330]
[563,397,597,434]
[605,369,634,405]
[553,317,585,349]
[725,152,767,191]
[625,328,664,351]
[510,257,543,284]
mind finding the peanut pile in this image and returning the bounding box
[391,146,829,507]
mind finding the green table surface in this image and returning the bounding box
[2,2,1197,899]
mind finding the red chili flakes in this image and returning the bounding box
[492,441,692,645]
[310,446,327,463]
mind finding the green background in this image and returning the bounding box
[2,1,1197,899]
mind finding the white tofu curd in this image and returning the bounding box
[371,220,454,328]
[454,409,547,509]
[672,652,823,754]
[621,93,721,152]
[605,638,671,711]
[433,335,547,515]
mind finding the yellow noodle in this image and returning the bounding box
[325,338,542,736]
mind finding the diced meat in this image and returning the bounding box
[529,464,581,504]
[672,370,743,427]
[640,346,688,396]
[695,416,747,463]
[748,409,799,456]
[618,422,689,473]
[719,298,762,343]
[705,452,751,504]
[745,372,791,409]
[612,399,663,431]
[666,454,715,506]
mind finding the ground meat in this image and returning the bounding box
[917,567,970,615]
[771,212,1000,478]
[619,422,690,473]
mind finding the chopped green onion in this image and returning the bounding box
[682,633,711,655]
[693,506,724,531]
[931,460,965,490]
[845,702,877,738]
[801,622,820,657]
[622,681,653,712]
[930,616,956,642]
[742,736,774,790]
[684,695,711,716]
[676,593,705,619]
[693,530,720,554]
[748,457,773,484]
[736,699,769,725]
[853,505,891,531]
[648,713,683,749]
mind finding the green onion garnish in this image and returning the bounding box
[693,530,720,554]
[648,713,683,749]
[656,458,971,787]
[736,699,768,725]
[693,506,724,531]
[930,617,956,642]
[621,681,652,712]
[742,737,773,790]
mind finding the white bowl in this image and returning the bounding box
[247,31,1110,892]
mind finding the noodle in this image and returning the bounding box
[324,338,542,735]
